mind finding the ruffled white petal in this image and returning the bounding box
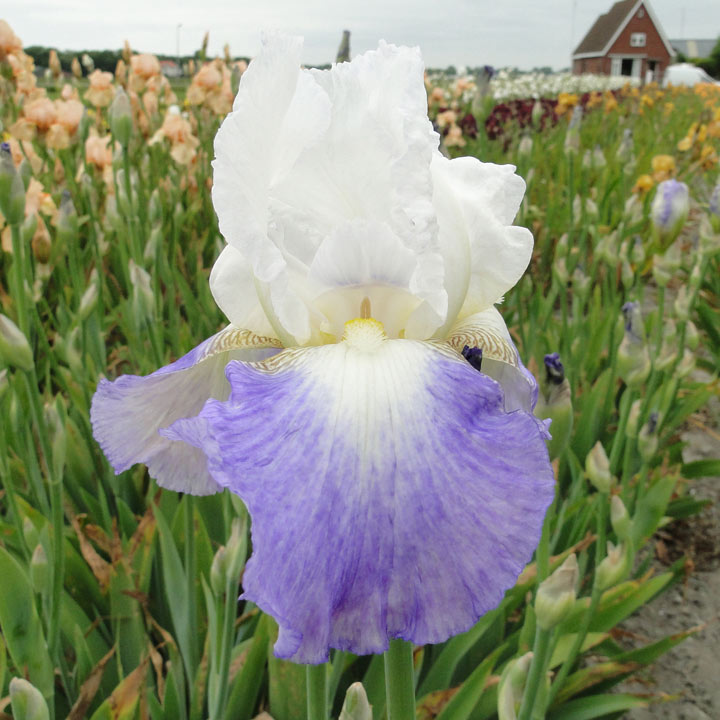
[432,156,533,323]
[212,35,451,344]
[209,246,280,339]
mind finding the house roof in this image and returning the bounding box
[670,39,716,59]
[572,0,675,59]
[573,0,637,55]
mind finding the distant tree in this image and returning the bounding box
[25,45,50,68]
[23,45,121,74]
[445,65,457,76]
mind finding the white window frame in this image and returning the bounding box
[611,57,622,76]
[630,32,646,47]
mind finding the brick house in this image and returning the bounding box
[572,0,674,83]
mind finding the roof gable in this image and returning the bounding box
[573,0,675,59]
[573,0,636,55]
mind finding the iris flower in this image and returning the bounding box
[92,34,554,664]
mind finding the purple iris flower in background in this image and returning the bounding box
[650,178,689,248]
[92,34,554,664]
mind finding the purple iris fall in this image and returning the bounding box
[91,34,554,664]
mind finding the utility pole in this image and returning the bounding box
[176,23,182,70]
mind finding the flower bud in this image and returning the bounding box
[617,302,650,387]
[586,441,613,493]
[535,353,573,460]
[535,554,578,630]
[149,189,163,224]
[625,399,642,438]
[225,516,248,581]
[595,541,630,591]
[2,163,26,226]
[685,320,699,351]
[709,180,720,233]
[210,545,227,595]
[652,241,680,288]
[18,158,32,191]
[651,179,689,250]
[78,282,99,322]
[518,134,533,156]
[0,142,16,210]
[596,232,618,265]
[497,652,533,720]
[592,145,606,168]
[616,128,634,163]
[688,261,703,293]
[637,412,659,462]
[109,88,133,148]
[339,682,372,720]
[0,368,8,403]
[621,258,634,289]
[624,195,643,225]
[0,314,33,372]
[531,100,543,127]
[675,348,695,379]
[30,543,49,594]
[45,396,67,480]
[49,49,62,79]
[21,215,37,250]
[57,191,78,244]
[9,677,49,720]
[631,237,645,265]
[129,260,155,328]
[552,257,568,285]
[610,495,631,540]
[23,517,39,550]
[672,287,690,323]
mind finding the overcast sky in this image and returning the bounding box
[5,0,719,70]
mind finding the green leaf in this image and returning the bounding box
[432,647,501,720]
[614,625,701,666]
[267,651,306,720]
[362,653,386,720]
[681,459,720,479]
[549,633,608,668]
[418,608,500,696]
[665,496,711,519]
[0,547,54,700]
[590,572,676,631]
[224,613,271,720]
[631,475,677,546]
[554,660,640,704]
[548,693,649,720]
[155,502,194,682]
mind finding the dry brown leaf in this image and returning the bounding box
[67,645,117,720]
[69,511,112,592]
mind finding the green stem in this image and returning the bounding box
[384,639,415,720]
[212,573,237,720]
[10,223,29,336]
[546,497,608,708]
[306,663,328,720]
[184,496,199,675]
[517,626,552,720]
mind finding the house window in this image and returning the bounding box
[630,33,646,47]
[611,57,622,76]
[638,8,645,18]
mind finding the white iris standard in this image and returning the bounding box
[91,33,554,664]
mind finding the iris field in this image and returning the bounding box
[1,19,720,720]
